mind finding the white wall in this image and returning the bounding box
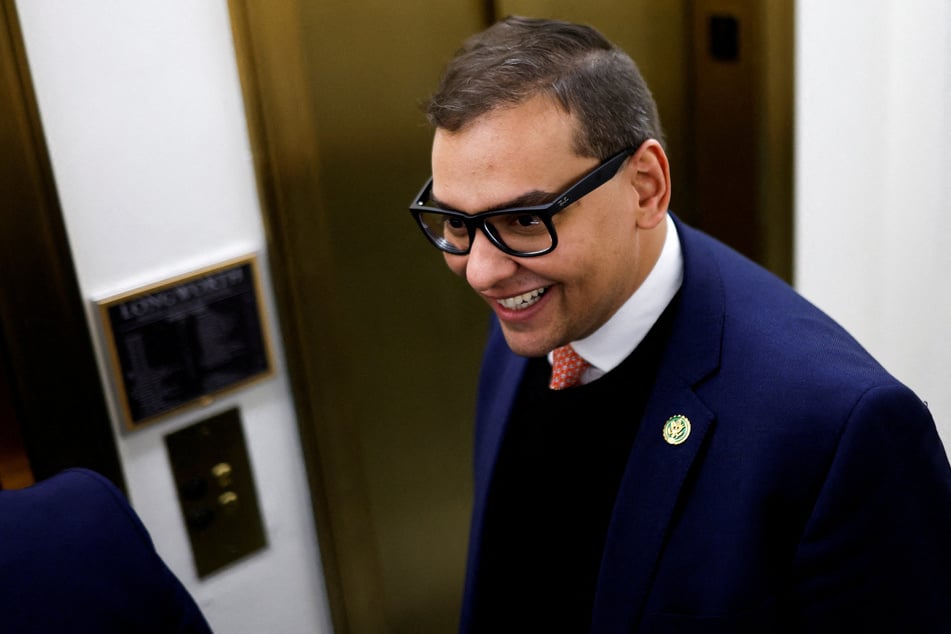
[15,2,332,632]
[796,0,951,444]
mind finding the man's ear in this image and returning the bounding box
[627,139,671,229]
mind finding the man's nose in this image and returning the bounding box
[464,230,518,292]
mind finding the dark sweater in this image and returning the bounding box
[471,298,678,632]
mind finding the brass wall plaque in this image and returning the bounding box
[98,254,274,429]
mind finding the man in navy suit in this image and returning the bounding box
[0,468,212,633]
[409,16,951,633]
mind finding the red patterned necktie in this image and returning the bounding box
[549,344,591,390]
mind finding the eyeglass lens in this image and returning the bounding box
[417,210,553,255]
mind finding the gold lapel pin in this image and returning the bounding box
[663,414,691,445]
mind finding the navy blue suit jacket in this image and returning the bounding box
[0,468,212,633]
[461,217,951,632]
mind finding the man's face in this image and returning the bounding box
[430,95,664,357]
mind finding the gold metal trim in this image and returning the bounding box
[96,254,276,430]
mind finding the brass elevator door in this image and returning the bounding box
[229,1,791,632]
[229,3,489,632]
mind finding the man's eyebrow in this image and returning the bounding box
[429,189,558,214]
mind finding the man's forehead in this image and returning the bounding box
[433,97,577,152]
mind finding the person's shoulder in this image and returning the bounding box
[30,466,124,500]
[53,467,137,511]
[681,221,878,365]
[0,469,213,633]
[676,219,913,418]
[0,467,152,549]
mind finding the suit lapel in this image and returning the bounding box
[592,383,715,632]
[592,218,725,632]
[459,322,527,630]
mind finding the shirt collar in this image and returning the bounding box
[549,214,683,380]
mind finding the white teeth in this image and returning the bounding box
[497,287,547,310]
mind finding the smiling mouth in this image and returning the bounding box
[497,287,547,310]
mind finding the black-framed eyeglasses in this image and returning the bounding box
[408,147,635,257]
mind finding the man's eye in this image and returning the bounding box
[511,214,543,228]
[444,217,467,234]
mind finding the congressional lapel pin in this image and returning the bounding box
[663,414,691,445]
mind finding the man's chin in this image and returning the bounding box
[500,327,559,359]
